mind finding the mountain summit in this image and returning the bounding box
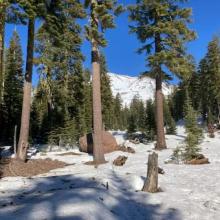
[108,72,173,106]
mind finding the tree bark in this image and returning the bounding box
[17,18,35,162]
[0,4,5,103]
[142,152,158,193]
[91,41,106,164]
[155,33,166,150]
[90,0,106,164]
[0,5,5,133]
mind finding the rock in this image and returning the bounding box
[113,156,128,166]
[129,138,140,144]
[79,131,118,154]
[158,167,165,174]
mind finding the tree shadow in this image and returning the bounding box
[0,172,182,220]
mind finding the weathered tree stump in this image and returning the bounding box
[142,152,158,193]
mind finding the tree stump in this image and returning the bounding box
[142,152,158,193]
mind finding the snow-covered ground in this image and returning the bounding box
[0,126,220,220]
[108,72,174,106]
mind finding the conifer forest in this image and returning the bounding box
[0,1,220,220]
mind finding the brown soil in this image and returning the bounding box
[186,158,210,165]
[57,152,81,156]
[84,160,108,166]
[0,158,67,178]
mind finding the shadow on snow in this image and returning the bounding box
[0,172,182,220]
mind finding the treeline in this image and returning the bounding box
[171,37,220,126]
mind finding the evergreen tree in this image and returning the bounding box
[145,100,156,140]
[164,99,176,135]
[100,53,114,130]
[129,95,146,132]
[2,31,23,143]
[184,95,203,160]
[113,93,123,130]
[127,113,137,134]
[32,1,86,145]
[121,105,129,130]
[199,37,220,124]
[0,0,23,130]
[129,0,196,150]
[84,0,123,163]
[16,0,54,161]
[0,1,6,103]
[83,69,93,133]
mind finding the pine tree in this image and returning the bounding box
[1,31,23,143]
[113,93,123,130]
[184,95,203,161]
[199,37,220,124]
[0,0,18,130]
[0,1,6,103]
[127,113,137,134]
[14,0,46,160]
[164,99,176,135]
[100,53,114,130]
[145,100,156,141]
[84,0,123,163]
[33,1,86,145]
[129,0,196,150]
[129,95,146,132]
[17,0,85,160]
[83,69,93,133]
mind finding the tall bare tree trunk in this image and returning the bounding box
[155,33,166,150]
[91,41,106,164]
[17,18,35,162]
[0,5,5,132]
[0,4,5,102]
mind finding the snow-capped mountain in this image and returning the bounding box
[108,72,174,106]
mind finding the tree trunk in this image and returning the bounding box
[142,152,158,193]
[0,5,5,132]
[91,41,106,164]
[0,4,5,102]
[14,125,17,155]
[155,33,166,150]
[17,18,35,162]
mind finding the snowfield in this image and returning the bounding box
[108,72,174,106]
[0,126,220,220]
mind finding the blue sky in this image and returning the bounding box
[4,0,220,85]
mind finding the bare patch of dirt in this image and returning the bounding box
[186,158,210,165]
[84,160,108,166]
[57,152,81,156]
[0,158,67,178]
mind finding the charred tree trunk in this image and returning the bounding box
[155,33,166,150]
[91,41,106,164]
[17,18,35,162]
[142,152,158,193]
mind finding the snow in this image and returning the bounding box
[1,127,220,220]
[108,72,174,106]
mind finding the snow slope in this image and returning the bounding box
[108,72,174,106]
[0,128,220,220]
